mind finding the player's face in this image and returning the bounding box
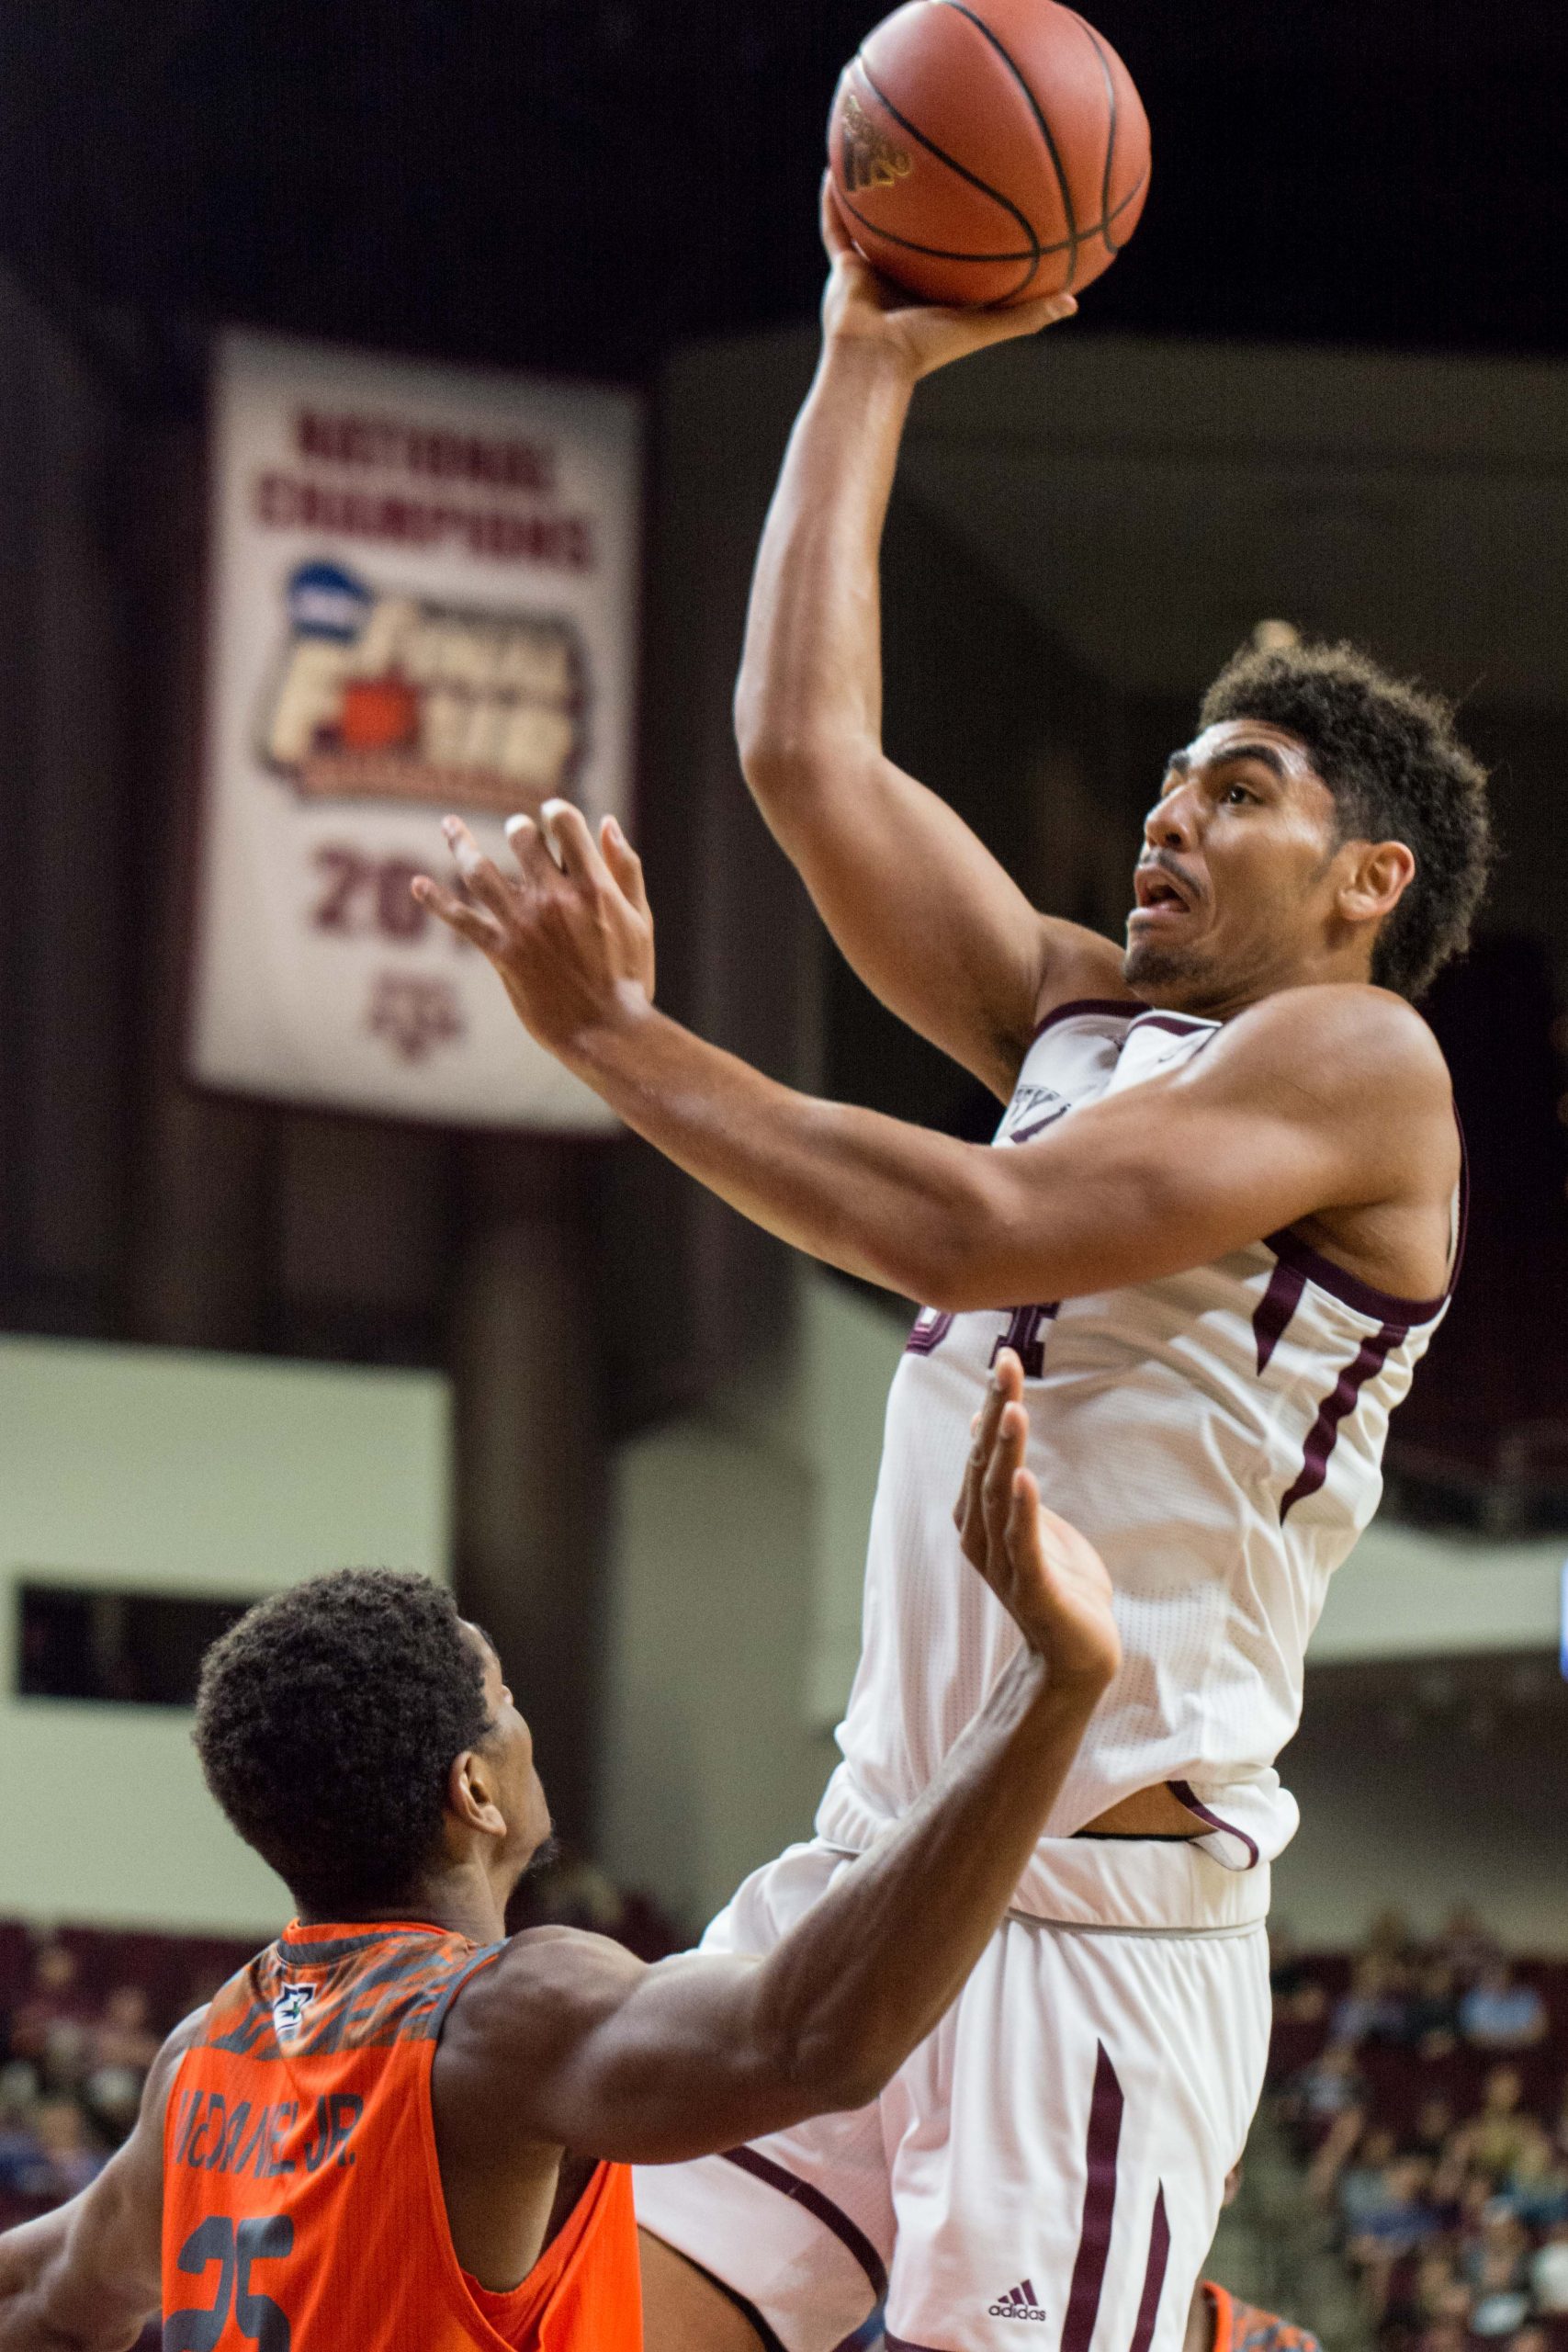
[465,1628,553,1879]
[1124,718,1346,1012]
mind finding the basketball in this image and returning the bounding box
[827,0,1150,308]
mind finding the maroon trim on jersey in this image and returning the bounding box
[1129,2185,1172,2352]
[1167,1780,1262,1871]
[1279,1322,1404,1521]
[1061,2042,1125,2352]
[885,2335,946,2350]
[1031,996,1142,1042]
[720,2146,889,2306]
[1253,1258,1307,1374]
[1127,1012,1218,1039]
[1261,1227,1446,1326]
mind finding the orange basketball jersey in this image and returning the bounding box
[161,1920,642,2351]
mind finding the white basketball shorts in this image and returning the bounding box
[635,1834,1271,2352]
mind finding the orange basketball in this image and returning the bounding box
[827,0,1150,308]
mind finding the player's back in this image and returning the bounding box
[162,1918,640,2351]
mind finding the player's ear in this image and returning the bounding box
[1337,837,1416,929]
[447,1747,508,1841]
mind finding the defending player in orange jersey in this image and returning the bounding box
[0,1352,1117,2352]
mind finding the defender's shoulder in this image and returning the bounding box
[439,1926,645,2069]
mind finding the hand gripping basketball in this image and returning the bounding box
[820,175,1077,379]
[954,1350,1121,1693]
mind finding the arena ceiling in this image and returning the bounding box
[3,0,1567,384]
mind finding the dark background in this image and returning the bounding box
[5,0,1568,391]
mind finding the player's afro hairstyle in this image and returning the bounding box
[194,1568,492,1914]
[1200,639,1494,1001]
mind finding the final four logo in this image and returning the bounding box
[258,560,588,817]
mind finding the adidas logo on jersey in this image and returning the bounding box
[272,1981,316,2041]
[988,2280,1049,2322]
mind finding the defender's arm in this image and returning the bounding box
[0,2020,193,2352]
[735,191,1114,1102]
[435,1374,1117,2165]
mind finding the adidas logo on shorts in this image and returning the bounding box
[988,2280,1049,2322]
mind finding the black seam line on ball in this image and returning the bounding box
[838,163,1145,267]
[852,50,1042,280]
[934,0,1081,288]
[1066,9,1127,252]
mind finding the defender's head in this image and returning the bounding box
[194,1568,549,1919]
[1126,640,1493,1012]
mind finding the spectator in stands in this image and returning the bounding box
[1460,1962,1549,2052]
[6,1943,89,2094]
[1466,2245,1530,2340]
[1403,1961,1461,2057]
[1496,2120,1568,2232]
[1270,1923,1330,2023]
[1338,2129,1403,2231]
[1463,2068,1540,2183]
[1529,2217,1568,2313]
[1346,2156,1443,2315]
[18,2098,103,2204]
[79,1984,159,2142]
[1436,1904,1504,1983]
[1406,2095,1458,2164]
[1334,1956,1412,2049]
[1507,2327,1550,2352]
[1295,2040,1369,2126]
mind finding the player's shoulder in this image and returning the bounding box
[439,1925,645,2071]
[1218,982,1451,1107]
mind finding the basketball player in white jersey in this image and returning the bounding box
[412,191,1493,2352]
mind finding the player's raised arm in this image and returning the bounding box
[731,185,1112,1101]
[434,1357,1117,2166]
[0,2018,192,2352]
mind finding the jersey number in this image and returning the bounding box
[164,2214,293,2351]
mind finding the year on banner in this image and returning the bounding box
[188,328,642,1129]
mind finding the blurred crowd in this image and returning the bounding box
[1271,1908,1568,2352]
[0,1939,197,2223]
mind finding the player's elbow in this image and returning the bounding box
[768,2023,897,2123]
[875,1182,1032,1317]
[734,704,871,818]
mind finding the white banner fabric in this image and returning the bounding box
[188,328,642,1129]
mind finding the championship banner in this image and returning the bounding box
[188,328,642,1129]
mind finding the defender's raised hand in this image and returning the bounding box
[955,1348,1121,1697]
[412,804,655,1058]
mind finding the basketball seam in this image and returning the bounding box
[932,0,1082,288]
[836,164,1146,269]
[1064,10,1130,254]
[851,50,1043,300]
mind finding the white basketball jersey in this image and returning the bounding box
[816,997,1461,1901]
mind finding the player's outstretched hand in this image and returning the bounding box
[954,1349,1121,1696]
[819,174,1077,382]
[412,804,655,1061]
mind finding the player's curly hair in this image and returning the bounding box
[194,1568,492,1913]
[1200,639,1494,1000]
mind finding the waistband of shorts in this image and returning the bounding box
[817,1791,1272,1934]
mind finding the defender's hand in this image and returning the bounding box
[954,1349,1120,1695]
[819,175,1077,381]
[412,804,655,1059]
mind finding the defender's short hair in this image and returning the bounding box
[194,1568,491,1914]
[1200,639,1494,999]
